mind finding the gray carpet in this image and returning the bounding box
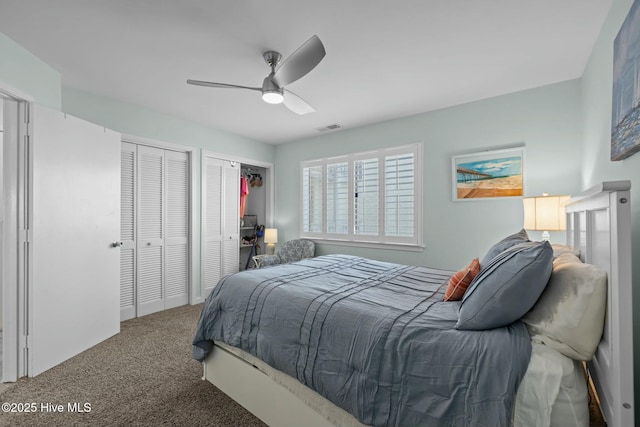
[0,304,265,427]
[0,303,606,427]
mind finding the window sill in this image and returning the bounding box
[302,237,425,252]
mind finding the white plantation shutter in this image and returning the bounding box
[164,151,189,308]
[301,143,422,247]
[326,162,349,234]
[385,152,414,237]
[354,158,379,236]
[302,164,323,233]
[120,142,137,320]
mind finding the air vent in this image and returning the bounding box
[315,124,342,132]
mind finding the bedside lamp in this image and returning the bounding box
[264,228,278,255]
[523,193,570,242]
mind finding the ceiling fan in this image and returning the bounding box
[187,35,326,115]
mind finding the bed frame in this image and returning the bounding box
[202,180,634,427]
[564,180,634,427]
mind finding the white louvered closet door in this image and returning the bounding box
[223,162,240,275]
[164,150,189,309]
[121,143,190,320]
[202,157,223,297]
[120,142,137,321]
[202,157,240,298]
[137,145,165,317]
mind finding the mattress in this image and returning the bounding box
[212,341,589,427]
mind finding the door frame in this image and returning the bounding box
[121,134,195,316]
[1,81,32,382]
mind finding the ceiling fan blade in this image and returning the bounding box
[272,35,326,87]
[186,79,261,91]
[283,89,315,115]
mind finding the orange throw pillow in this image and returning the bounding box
[444,258,480,301]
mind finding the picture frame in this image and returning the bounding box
[451,147,524,201]
[611,0,640,161]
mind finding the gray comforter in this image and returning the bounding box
[193,254,531,427]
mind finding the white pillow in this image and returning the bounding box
[521,252,607,361]
[550,357,589,427]
[513,343,589,427]
[551,244,580,259]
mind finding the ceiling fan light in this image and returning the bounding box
[262,90,284,104]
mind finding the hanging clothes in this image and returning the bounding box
[240,175,249,217]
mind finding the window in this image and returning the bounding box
[302,165,323,233]
[301,143,422,248]
[326,162,349,234]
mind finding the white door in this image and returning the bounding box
[223,162,240,275]
[137,145,164,317]
[202,157,224,297]
[30,104,120,376]
[121,143,190,320]
[202,157,239,298]
[120,142,137,321]
[164,149,189,309]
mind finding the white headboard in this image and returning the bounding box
[564,180,633,427]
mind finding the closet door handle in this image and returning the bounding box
[111,241,123,248]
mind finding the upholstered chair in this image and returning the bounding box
[252,239,315,268]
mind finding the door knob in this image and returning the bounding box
[111,241,123,248]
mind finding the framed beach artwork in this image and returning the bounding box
[611,0,640,160]
[451,147,524,201]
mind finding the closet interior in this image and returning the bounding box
[239,164,268,270]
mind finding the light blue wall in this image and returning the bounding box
[63,87,273,160]
[580,0,640,414]
[275,81,583,269]
[62,90,275,302]
[63,88,276,301]
[0,32,61,109]
[0,32,276,303]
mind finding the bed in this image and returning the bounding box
[192,181,633,427]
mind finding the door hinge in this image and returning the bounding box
[23,102,31,127]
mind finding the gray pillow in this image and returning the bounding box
[456,240,553,330]
[480,229,530,266]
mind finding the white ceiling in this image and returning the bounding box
[0,0,613,144]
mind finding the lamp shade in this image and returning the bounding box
[264,228,278,244]
[523,194,571,231]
